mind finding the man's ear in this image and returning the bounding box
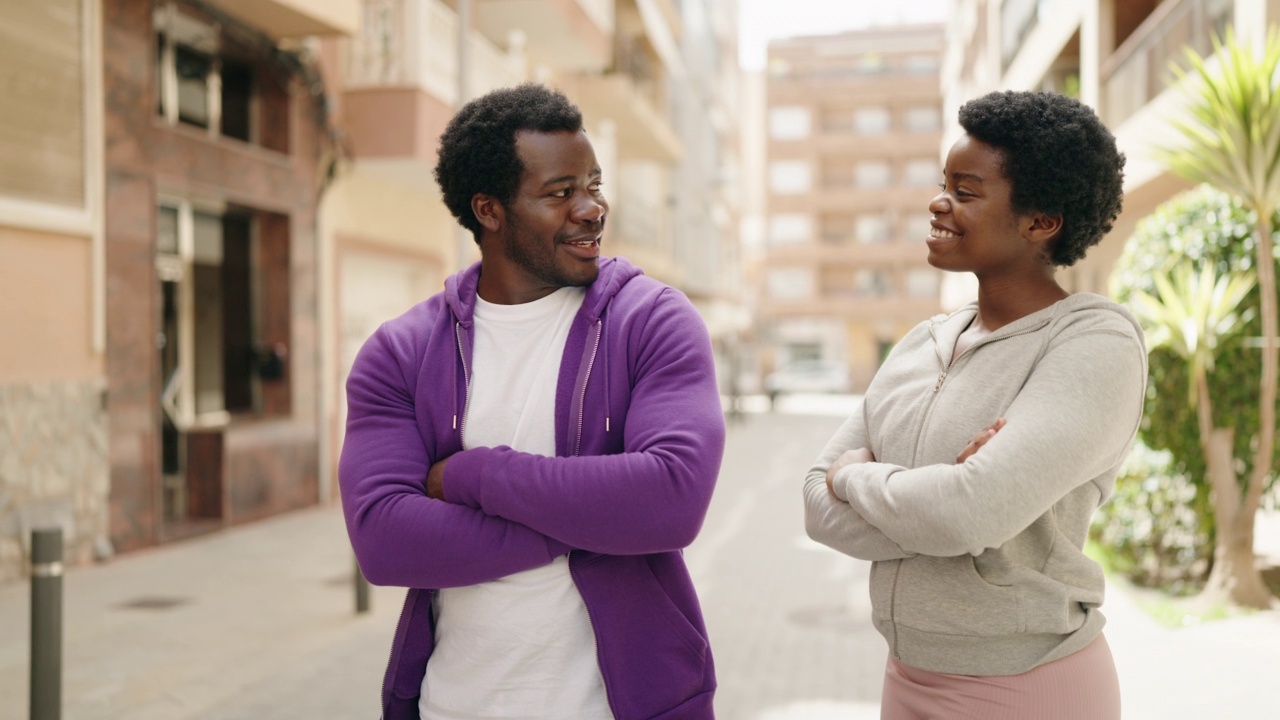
[472,194,503,233]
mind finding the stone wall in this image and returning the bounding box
[0,380,110,584]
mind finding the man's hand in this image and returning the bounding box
[426,457,448,500]
[955,417,1005,464]
[826,447,874,496]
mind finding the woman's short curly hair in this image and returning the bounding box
[434,83,583,239]
[958,90,1126,267]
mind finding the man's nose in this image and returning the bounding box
[577,195,606,223]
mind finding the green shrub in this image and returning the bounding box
[1090,442,1212,596]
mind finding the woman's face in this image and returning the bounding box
[926,134,1033,276]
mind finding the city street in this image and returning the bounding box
[2,398,1280,719]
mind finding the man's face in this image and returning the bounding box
[481,129,607,304]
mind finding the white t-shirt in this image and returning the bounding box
[421,286,611,720]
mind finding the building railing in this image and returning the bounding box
[346,0,524,103]
[1100,0,1231,128]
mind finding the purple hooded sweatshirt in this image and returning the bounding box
[339,257,725,720]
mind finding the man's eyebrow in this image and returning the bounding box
[539,168,603,188]
[540,175,578,188]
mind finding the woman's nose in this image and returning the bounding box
[928,192,950,215]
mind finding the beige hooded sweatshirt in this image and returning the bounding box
[804,292,1148,676]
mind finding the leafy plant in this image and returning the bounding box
[1153,27,1280,608]
[1090,442,1211,595]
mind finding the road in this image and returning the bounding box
[6,396,1280,719]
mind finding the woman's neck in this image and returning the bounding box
[973,275,1068,332]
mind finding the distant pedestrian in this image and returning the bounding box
[803,90,1145,720]
[339,84,724,720]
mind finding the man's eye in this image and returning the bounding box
[552,188,572,198]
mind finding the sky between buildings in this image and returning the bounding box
[737,0,953,70]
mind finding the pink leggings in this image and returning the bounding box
[880,634,1120,720]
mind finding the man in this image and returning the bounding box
[340,84,725,720]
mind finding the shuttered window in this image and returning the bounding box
[0,0,84,208]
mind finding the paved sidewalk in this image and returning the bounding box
[1,408,1279,718]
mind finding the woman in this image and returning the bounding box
[803,90,1146,719]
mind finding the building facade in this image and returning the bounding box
[102,0,355,554]
[0,0,356,582]
[760,25,947,392]
[0,0,108,582]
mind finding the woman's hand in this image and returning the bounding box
[826,447,874,496]
[955,417,1005,464]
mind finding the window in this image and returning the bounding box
[857,52,886,75]
[855,161,891,188]
[155,3,288,151]
[855,269,890,296]
[769,106,811,140]
[906,213,934,242]
[769,160,812,194]
[906,268,941,298]
[905,54,940,75]
[0,0,85,207]
[855,214,892,244]
[157,199,291,430]
[766,268,815,300]
[769,214,812,245]
[904,106,941,132]
[854,107,891,134]
[904,159,939,187]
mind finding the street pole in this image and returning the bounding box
[354,555,370,614]
[30,527,63,720]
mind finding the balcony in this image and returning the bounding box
[343,0,525,178]
[202,0,358,38]
[1101,0,1231,128]
[567,35,682,162]
[346,0,525,103]
[475,0,613,72]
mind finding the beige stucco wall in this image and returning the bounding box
[0,225,102,383]
[318,167,457,498]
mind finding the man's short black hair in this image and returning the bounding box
[958,90,1125,267]
[434,83,584,239]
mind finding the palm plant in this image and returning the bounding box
[1157,27,1280,608]
[1130,263,1254,496]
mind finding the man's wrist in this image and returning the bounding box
[426,459,447,500]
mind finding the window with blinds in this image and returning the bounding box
[0,0,85,208]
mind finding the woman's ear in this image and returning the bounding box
[472,194,503,233]
[1024,212,1063,245]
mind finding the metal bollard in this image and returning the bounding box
[30,527,63,720]
[354,556,370,614]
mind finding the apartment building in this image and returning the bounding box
[0,0,356,581]
[941,0,1266,301]
[102,0,355,554]
[760,25,947,392]
[321,0,744,485]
